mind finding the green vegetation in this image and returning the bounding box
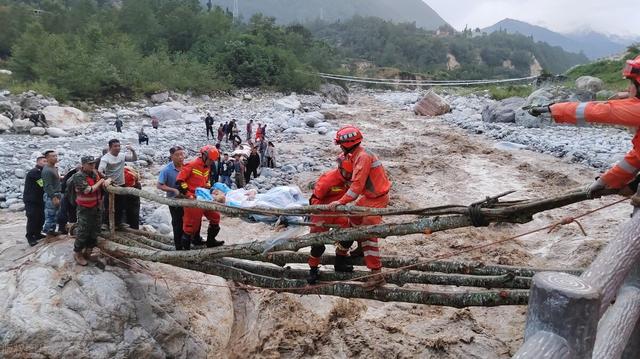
[0,0,331,101]
[566,45,640,90]
[486,85,535,101]
[307,17,589,79]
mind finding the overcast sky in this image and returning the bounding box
[425,0,637,36]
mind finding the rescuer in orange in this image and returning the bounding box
[176,145,225,250]
[307,154,353,285]
[529,55,640,197]
[328,125,392,290]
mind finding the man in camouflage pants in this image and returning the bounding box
[71,156,112,266]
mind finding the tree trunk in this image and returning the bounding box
[180,260,530,308]
[213,257,533,289]
[240,251,583,277]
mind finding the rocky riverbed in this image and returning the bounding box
[0,85,634,358]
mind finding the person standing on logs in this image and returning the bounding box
[71,156,111,266]
[98,139,138,229]
[529,55,640,200]
[307,154,354,284]
[176,145,225,250]
[157,146,186,250]
[327,125,392,290]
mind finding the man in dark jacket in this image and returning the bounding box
[205,113,214,139]
[57,165,80,235]
[23,155,47,246]
[245,147,260,184]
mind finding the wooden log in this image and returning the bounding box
[522,272,600,359]
[212,258,532,289]
[593,266,640,359]
[248,251,583,277]
[513,331,574,359]
[100,235,155,250]
[118,232,175,251]
[108,192,115,238]
[122,228,174,246]
[105,185,617,220]
[581,214,640,315]
[179,261,530,308]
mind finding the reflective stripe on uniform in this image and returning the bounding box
[346,189,358,198]
[192,169,203,176]
[371,160,382,168]
[362,240,379,247]
[36,179,43,187]
[363,250,380,257]
[575,102,588,126]
[617,159,640,174]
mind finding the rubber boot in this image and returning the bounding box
[334,255,354,273]
[350,243,364,258]
[362,269,386,291]
[182,233,192,250]
[307,267,320,285]
[74,251,88,266]
[192,233,204,246]
[206,224,225,248]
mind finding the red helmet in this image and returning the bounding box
[200,145,219,161]
[334,125,363,148]
[623,55,640,81]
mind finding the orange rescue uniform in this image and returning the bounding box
[308,169,350,267]
[551,97,640,189]
[176,157,220,236]
[337,146,391,270]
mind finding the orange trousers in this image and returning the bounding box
[350,194,389,270]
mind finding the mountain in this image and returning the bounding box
[203,0,448,30]
[482,18,627,60]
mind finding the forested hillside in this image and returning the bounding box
[0,0,332,100]
[307,17,589,79]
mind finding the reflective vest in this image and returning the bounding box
[176,157,211,195]
[338,146,391,205]
[311,169,348,205]
[75,175,100,208]
[551,98,640,188]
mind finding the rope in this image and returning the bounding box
[314,73,537,87]
[315,72,538,85]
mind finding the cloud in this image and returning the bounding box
[425,0,637,36]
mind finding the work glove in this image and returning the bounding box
[586,178,606,199]
[176,181,188,195]
[528,105,551,117]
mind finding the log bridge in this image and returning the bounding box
[98,186,640,357]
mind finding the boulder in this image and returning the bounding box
[30,127,46,136]
[283,127,308,134]
[0,114,12,132]
[525,86,591,107]
[145,105,181,122]
[116,109,138,118]
[150,91,170,104]
[42,106,90,130]
[575,76,605,94]
[19,95,42,111]
[12,119,34,133]
[274,95,301,112]
[101,112,117,120]
[481,97,526,123]
[46,127,70,137]
[302,112,325,128]
[8,202,24,212]
[0,69,11,75]
[319,84,349,105]
[414,90,451,116]
[0,240,234,358]
[14,169,26,179]
[243,94,253,101]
